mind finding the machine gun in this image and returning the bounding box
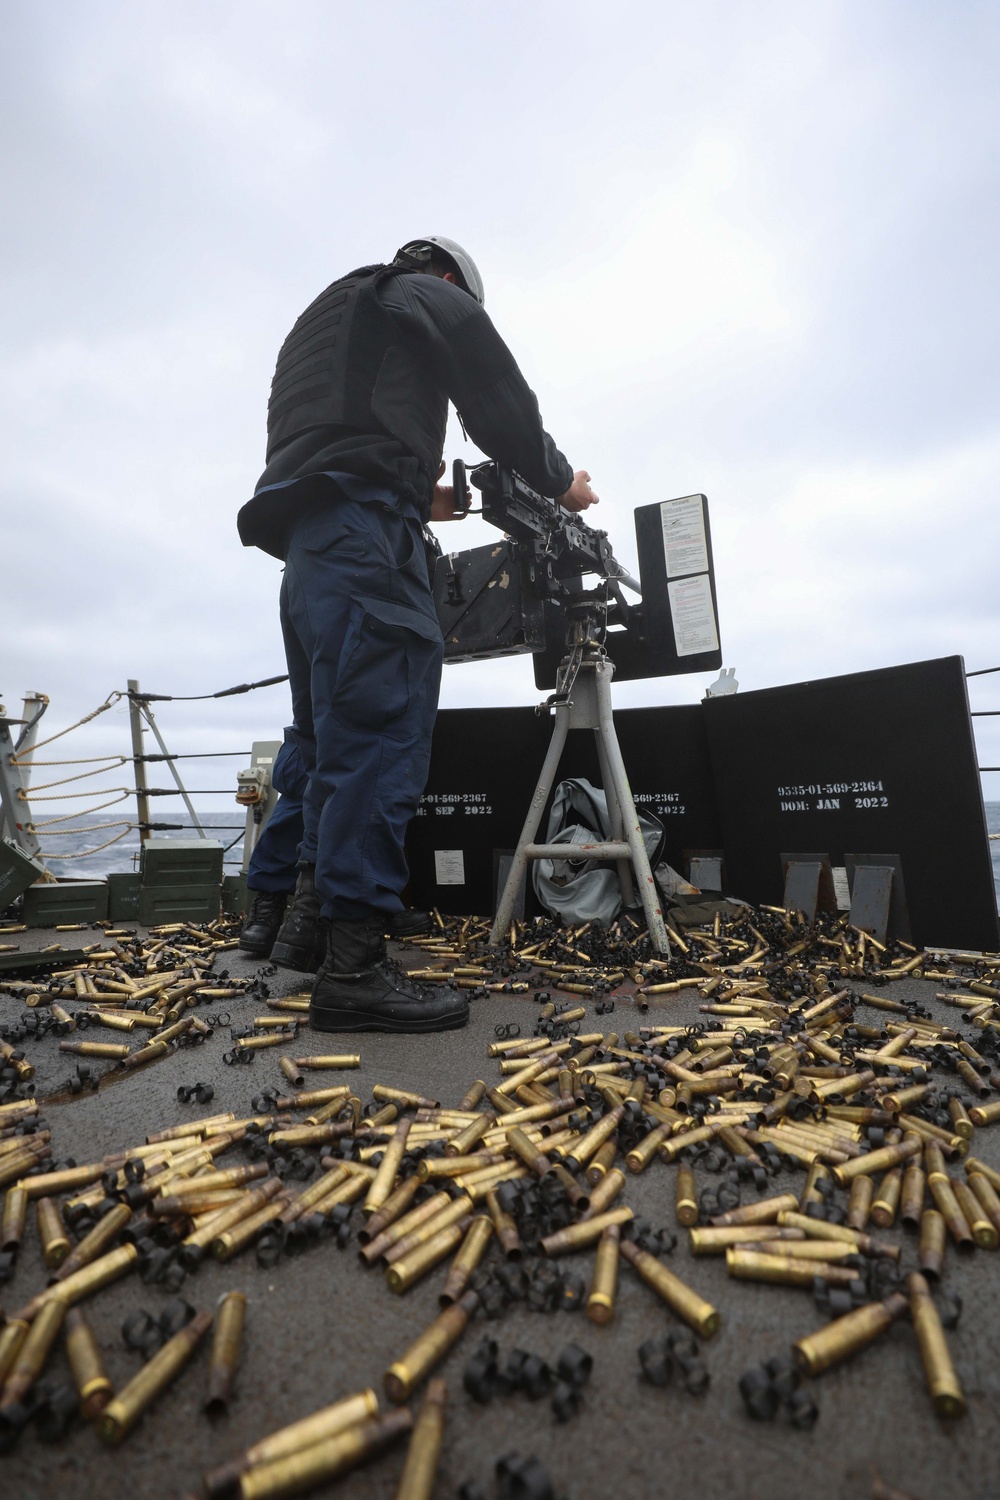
[433,460,722,688]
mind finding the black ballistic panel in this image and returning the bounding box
[702,656,998,951]
[406,704,723,917]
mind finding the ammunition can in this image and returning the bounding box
[35,1195,71,1268]
[580,1167,624,1219]
[205,1291,247,1417]
[485,1189,522,1260]
[846,1174,874,1231]
[620,1239,719,1337]
[384,1290,478,1404]
[676,1164,698,1227]
[439,1216,493,1306]
[386,1221,467,1294]
[907,1271,965,1419]
[587,1139,618,1184]
[65,1307,113,1419]
[539,1206,633,1257]
[0,1321,29,1388]
[792,1292,908,1376]
[952,1178,998,1250]
[1,1183,28,1250]
[918,1209,947,1280]
[364,1120,411,1216]
[98,1310,213,1444]
[0,1296,67,1408]
[928,1175,975,1253]
[586,1223,620,1325]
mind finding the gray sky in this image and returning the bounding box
[3,0,999,814]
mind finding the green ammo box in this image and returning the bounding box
[222,873,248,917]
[0,839,49,909]
[138,884,222,927]
[22,879,109,928]
[107,872,142,922]
[140,839,225,886]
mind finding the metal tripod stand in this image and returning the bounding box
[489,632,671,955]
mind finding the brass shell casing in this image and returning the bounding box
[586,1223,620,1325]
[870,1168,902,1229]
[485,1190,522,1260]
[384,1197,474,1268]
[675,1164,698,1227]
[908,1271,966,1419]
[363,1120,411,1215]
[395,1378,446,1500]
[36,1195,71,1268]
[65,1307,113,1419]
[792,1293,908,1376]
[831,1137,920,1187]
[581,1168,625,1220]
[98,1309,213,1444]
[25,1243,139,1320]
[966,1168,1000,1235]
[928,1175,975,1253]
[689,1226,806,1256]
[457,1081,487,1112]
[587,1139,618,1184]
[205,1291,247,1416]
[360,1192,451,1267]
[899,1163,926,1230]
[709,1193,799,1228]
[218,1388,378,1484]
[0,1296,67,1408]
[625,1123,671,1174]
[384,1291,478,1404]
[725,1248,859,1288]
[239,1410,412,1500]
[439,1216,494,1306]
[918,1209,947,1280]
[446,1116,491,1158]
[539,1206,633,1257]
[620,1239,720,1337]
[952,1178,998,1251]
[386,1222,467,1294]
[0,1320,30,1388]
[846,1174,875,1231]
[1,1183,28,1249]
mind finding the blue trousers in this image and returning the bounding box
[246,732,307,894]
[278,487,443,920]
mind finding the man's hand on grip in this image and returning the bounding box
[557,470,599,513]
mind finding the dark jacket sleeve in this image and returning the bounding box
[379,273,575,499]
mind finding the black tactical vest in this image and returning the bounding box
[265,264,449,475]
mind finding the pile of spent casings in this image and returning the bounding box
[0,904,998,1497]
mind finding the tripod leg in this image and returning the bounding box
[489,705,571,946]
[592,663,671,956]
[594,730,635,909]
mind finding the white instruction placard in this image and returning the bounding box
[660,494,709,579]
[667,574,719,656]
[434,849,466,885]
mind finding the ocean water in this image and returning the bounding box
[16,806,1000,909]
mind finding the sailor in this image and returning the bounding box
[238,236,597,1033]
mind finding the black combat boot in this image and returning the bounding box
[388,908,432,940]
[270,865,327,973]
[310,917,469,1033]
[239,891,288,959]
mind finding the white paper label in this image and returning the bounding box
[832,866,851,910]
[667,574,719,656]
[660,495,709,579]
[434,849,466,885]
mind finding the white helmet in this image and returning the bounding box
[395,236,485,306]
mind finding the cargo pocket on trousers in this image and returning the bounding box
[334,595,443,736]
